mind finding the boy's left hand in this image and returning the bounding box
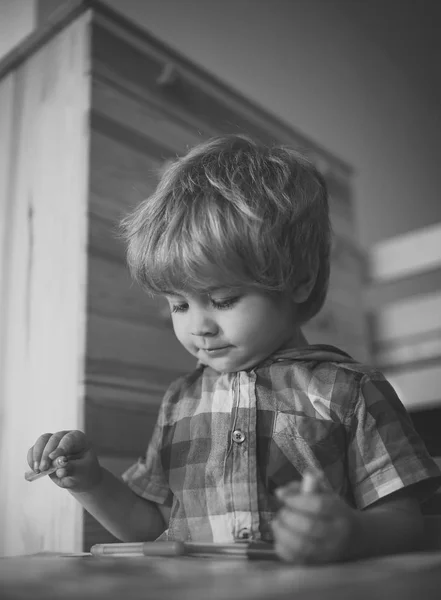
[271,478,359,564]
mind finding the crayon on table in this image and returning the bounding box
[90,541,278,560]
[90,541,186,557]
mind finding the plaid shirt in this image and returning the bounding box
[122,345,441,542]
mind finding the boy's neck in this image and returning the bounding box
[278,327,309,352]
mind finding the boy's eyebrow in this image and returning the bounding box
[206,286,242,294]
[163,291,184,297]
[163,286,241,297]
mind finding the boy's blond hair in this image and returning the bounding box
[119,134,331,323]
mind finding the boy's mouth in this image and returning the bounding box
[202,345,232,355]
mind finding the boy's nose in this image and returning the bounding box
[190,311,218,337]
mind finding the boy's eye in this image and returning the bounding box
[168,296,240,313]
[211,296,240,310]
[170,303,188,313]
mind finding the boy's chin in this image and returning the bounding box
[205,354,261,374]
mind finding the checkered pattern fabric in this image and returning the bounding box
[122,345,441,542]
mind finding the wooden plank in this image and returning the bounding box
[86,313,196,376]
[92,76,206,155]
[86,360,183,405]
[0,0,89,79]
[0,13,91,556]
[91,111,178,160]
[88,212,126,264]
[0,72,16,421]
[89,132,160,218]
[92,12,353,176]
[85,397,159,457]
[87,132,161,264]
[86,132,171,263]
[89,22,287,146]
[87,254,169,328]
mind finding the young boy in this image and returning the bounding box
[27,135,441,564]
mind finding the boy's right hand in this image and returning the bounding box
[27,430,103,492]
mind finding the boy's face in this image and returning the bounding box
[164,286,302,373]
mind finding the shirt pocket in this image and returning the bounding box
[271,412,345,476]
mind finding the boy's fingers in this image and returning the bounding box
[39,431,71,470]
[277,490,329,517]
[51,462,72,480]
[49,430,87,458]
[301,472,324,494]
[29,430,86,472]
[276,505,328,540]
[276,473,326,500]
[273,509,307,537]
[47,445,69,461]
[27,446,36,470]
[275,474,327,512]
[52,455,68,469]
[275,481,302,498]
[30,433,54,471]
[271,518,308,563]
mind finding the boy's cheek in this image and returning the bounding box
[175,333,199,357]
[170,322,186,345]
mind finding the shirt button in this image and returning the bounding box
[232,429,246,444]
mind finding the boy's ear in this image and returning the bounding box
[292,265,318,304]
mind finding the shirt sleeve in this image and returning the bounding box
[121,378,183,506]
[346,372,441,509]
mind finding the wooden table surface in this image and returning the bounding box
[1,551,441,600]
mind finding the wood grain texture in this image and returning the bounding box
[2,551,441,600]
[85,397,159,457]
[92,76,205,155]
[87,255,167,328]
[0,73,15,426]
[86,314,196,382]
[91,12,352,176]
[89,132,160,217]
[0,14,91,556]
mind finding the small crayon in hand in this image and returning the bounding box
[24,457,67,482]
[24,465,58,482]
